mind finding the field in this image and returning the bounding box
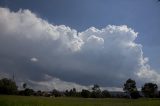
[0,95,160,106]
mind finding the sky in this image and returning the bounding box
[0,0,160,91]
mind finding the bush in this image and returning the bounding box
[0,78,17,95]
[81,89,91,98]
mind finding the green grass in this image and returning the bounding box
[0,95,160,106]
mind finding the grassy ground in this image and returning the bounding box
[0,95,160,106]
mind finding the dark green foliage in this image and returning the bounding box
[18,82,34,96]
[123,79,140,99]
[34,90,42,96]
[130,91,140,99]
[123,79,137,93]
[92,84,100,91]
[81,89,91,98]
[142,83,158,98]
[64,90,70,96]
[23,83,27,89]
[91,90,101,98]
[70,88,77,96]
[81,85,110,98]
[51,89,62,97]
[19,88,34,96]
[23,88,34,96]
[0,78,17,95]
[101,90,111,98]
[91,84,102,98]
[65,88,78,97]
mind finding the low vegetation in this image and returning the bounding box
[0,78,160,99]
[0,95,160,106]
[0,78,160,105]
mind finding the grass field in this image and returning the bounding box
[0,95,160,106]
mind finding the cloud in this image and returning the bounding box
[0,7,160,90]
[30,57,38,62]
[28,74,122,92]
[28,74,88,91]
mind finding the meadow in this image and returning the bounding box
[0,95,160,106]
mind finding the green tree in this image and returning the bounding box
[92,84,100,91]
[91,84,102,98]
[142,83,158,98]
[23,88,34,96]
[0,78,17,95]
[52,89,62,97]
[23,83,27,89]
[69,88,77,97]
[123,78,139,99]
[19,82,34,96]
[81,89,91,98]
[101,90,111,98]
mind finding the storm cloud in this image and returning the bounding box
[0,7,160,91]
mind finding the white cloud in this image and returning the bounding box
[29,74,122,91]
[102,87,123,92]
[30,57,38,62]
[29,74,88,91]
[0,72,10,79]
[0,7,160,90]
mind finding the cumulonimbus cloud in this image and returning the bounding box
[0,7,160,91]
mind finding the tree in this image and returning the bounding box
[123,78,139,99]
[23,83,27,89]
[19,88,34,96]
[19,82,34,96]
[141,83,158,98]
[69,88,77,97]
[0,78,17,95]
[91,84,102,98]
[64,90,69,96]
[51,89,62,97]
[81,89,91,98]
[101,90,111,98]
[64,88,78,97]
[35,90,42,96]
[23,88,34,96]
[92,84,100,91]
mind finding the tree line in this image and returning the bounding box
[0,78,160,99]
